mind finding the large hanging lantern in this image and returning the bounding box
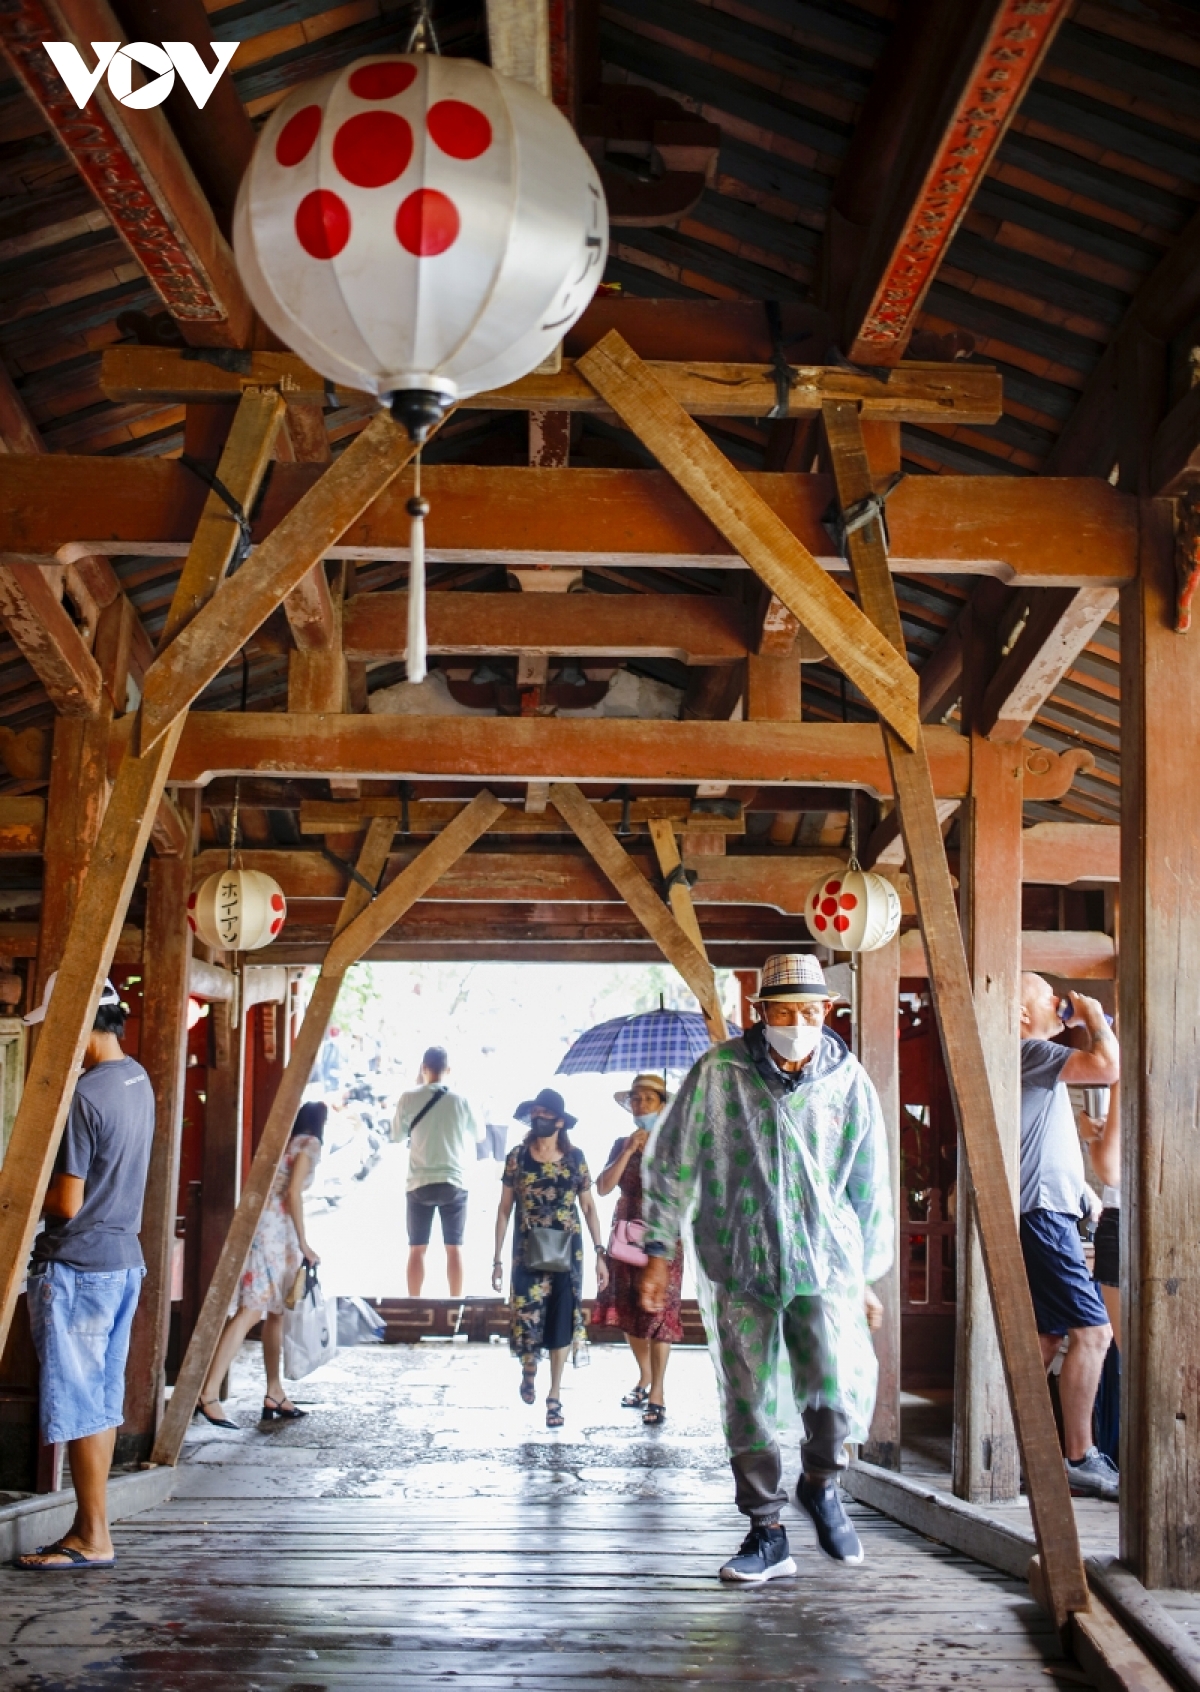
[188,869,287,952]
[232,52,609,442]
[804,864,901,953]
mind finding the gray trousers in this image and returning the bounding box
[708,1291,862,1524]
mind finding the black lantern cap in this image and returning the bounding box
[389,388,453,443]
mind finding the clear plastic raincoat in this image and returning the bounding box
[642,1024,894,1447]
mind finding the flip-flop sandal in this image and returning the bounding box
[642,1403,667,1426]
[546,1398,565,1428]
[621,1386,650,1408]
[15,1540,116,1571]
[519,1370,537,1405]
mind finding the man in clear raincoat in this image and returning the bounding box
[640,953,894,1583]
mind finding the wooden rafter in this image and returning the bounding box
[0,564,103,716]
[1,458,1138,586]
[821,397,1088,1630]
[0,0,253,347]
[575,332,920,749]
[0,388,285,1357]
[977,587,1119,745]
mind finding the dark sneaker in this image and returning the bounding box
[1066,1446,1119,1501]
[796,1476,865,1565]
[719,1524,797,1584]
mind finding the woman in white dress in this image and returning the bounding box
[195,1102,325,1427]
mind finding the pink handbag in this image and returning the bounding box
[607,1217,649,1267]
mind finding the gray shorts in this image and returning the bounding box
[407,1183,468,1247]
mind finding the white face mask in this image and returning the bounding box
[764,1021,822,1064]
[632,1111,660,1130]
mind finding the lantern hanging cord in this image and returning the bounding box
[406,0,440,53]
[406,451,429,684]
[180,454,253,570]
[228,779,241,870]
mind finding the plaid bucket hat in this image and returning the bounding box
[751,953,840,1003]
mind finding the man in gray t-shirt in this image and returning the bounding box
[16,976,154,1571]
[1019,973,1119,1501]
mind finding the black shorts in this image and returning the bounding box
[1019,1209,1110,1336]
[1092,1206,1120,1288]
[406,1183,468,1247]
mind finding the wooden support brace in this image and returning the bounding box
[138,412,422,752]
[821,398,1089,1629]
[646,819,728,1042]
[575,332,920,748]
[548,782,723,1026]
[0,388,285,1357]
[0,563,103,717]
[152,802,500,1464]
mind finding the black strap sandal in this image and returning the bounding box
[621,1385,650,1408]
[519,1368,537,1405]
[262,1396,307,1421]
[642,1403,667,1426]
[196,1399,239,1430]
[546,1398,565,1428]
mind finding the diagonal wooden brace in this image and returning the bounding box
[575,331,920,749]
[646,818,728,1042]
[0,389,286,1355]
[550,781,724,1027]
[820,398,1089,1630]
[138,410,426,753]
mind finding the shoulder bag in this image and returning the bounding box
[523,1226,574,1274]
[607,1217,649,1267]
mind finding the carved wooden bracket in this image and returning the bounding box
[1021,744,1094,800]
[1174,484,1200,632]
[581,86,719,228]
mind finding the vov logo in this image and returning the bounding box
[42,40,239,110]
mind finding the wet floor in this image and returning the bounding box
[0,1344,1075,1690]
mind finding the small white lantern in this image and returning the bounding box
[804,865,901,952]
[233,52,608,441]
[188,869,287,952]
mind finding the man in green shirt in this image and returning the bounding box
[394,1046,484,1297]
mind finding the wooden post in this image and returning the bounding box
[954,718,1024,1503]
[0,388,285,1356]
[821,399,1088,1628]
[1119,499,1200,1590]
[198,998,244,1301]
[859,933,901,1469]
[646,819,728,1042]
[119,852,192,1460]
[153,794,505,1466]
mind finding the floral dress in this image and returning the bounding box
[592,1137,685,1344]
[503,1143,591,1360]
[235,1133,321,1316]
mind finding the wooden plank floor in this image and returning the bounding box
[0,1347,1078,1690]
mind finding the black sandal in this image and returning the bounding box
[642,1403,666,1426]
[196,1399,238,1430]
[621,1385,650,1408]
[546,1398,564,1428]
[262,1395,307,1421]
[519,1368,537,1405]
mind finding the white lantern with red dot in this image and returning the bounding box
[232,52,608,441]
[187,870,287,952]
[803,866,901,953]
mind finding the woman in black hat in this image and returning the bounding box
[492,1088,608,1427]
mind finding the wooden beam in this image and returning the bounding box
[824,0,1067,364]
[822,397,1088,1629]
[138,413,418,752]
[0,388,284,1359]
[144,712,1091,801]
[296,796,746,838]
[576,332,920,749]
[0,0,253,347]
[119,852,191,1459]
[321,793,506,978]
[343,592,751,664]
[979,588,1119,744]
[487,0,551,96]
[549,782,723,1024]
[858,934,901,1470]
[100,344,1003,423]
[0,564,103,716]
[1022,823,1119,886]
[646,819,728,1041]
[1119,498,1200,1590]
[0,797,44,854]
[899,929,1115,980]
[1,457,1139,587]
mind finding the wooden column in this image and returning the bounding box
[859,934,901,1469]
[119,852,192,1460]
[954,729,1024,1503]
[198,998,243,1300]
[1119,499,1200,1590]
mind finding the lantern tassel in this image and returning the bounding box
[406,458,430,684]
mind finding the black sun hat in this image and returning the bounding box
[514,1087,578,1130]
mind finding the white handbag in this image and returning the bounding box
[282,1267,337,1379]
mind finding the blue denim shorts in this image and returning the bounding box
[27,1261,145,1444]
